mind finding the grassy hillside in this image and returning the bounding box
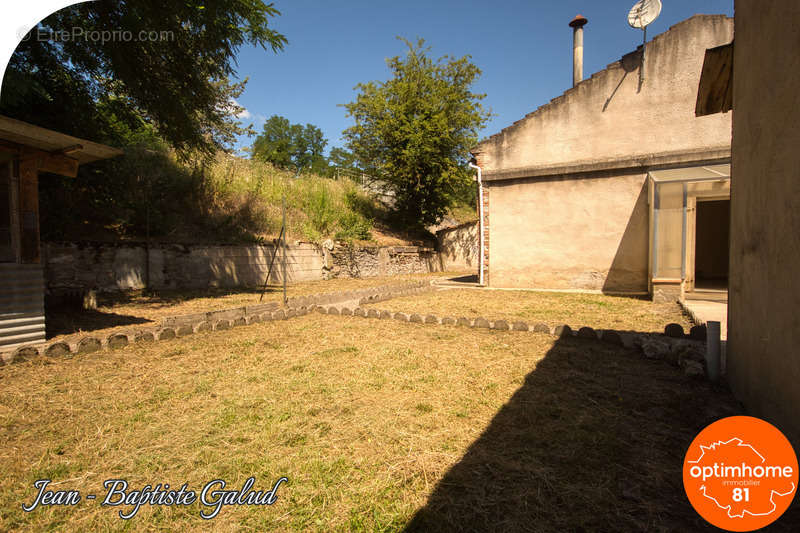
[39,147,472,246]
[40,150,386,245]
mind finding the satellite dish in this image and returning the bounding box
[628,0,662,29]
[627,0,662,88]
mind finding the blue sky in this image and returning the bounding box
[231,0,733,155]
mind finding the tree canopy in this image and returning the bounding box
[251,115,329,174]
[1,0,287,158]
[342,38,490,228]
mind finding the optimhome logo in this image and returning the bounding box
[683,417,798,532]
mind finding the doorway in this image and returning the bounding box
[694,199,730,291]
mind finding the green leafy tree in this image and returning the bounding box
[251,115,329,174]
[342,38,490,228]
[328,147,359,170]
[1,0,287,158]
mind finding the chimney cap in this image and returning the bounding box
[569,14,588,28]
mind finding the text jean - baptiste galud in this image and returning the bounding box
[22,476,288,519]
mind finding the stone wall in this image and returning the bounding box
[325,244,442,279]
[436,221,478,271]
[42,241,441,293]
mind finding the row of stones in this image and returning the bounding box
[0,281,435,364]
[316,305,710,380]
[161,280,432,327]
[4,306,317,362]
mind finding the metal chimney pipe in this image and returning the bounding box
[569,14,588,87]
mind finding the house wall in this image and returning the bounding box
[472,14,734,290]
[487,171,649,292]
[727,0,800,447]
[475,15,733,174]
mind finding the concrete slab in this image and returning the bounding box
[682,299,727,340]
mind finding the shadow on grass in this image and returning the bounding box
[45,309,153,338]
[404,337,800,532]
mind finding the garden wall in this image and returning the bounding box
[42,241,440,293]
[436,221,478,271]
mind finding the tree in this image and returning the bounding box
[1,0,287,158]
[251,115,329,174]
[328,147,359,170]
[342,38,490,228]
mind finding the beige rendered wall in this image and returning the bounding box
[474,15,733,174]
[487,171,649,291]
[727,1,800,447]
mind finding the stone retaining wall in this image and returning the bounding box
[325,244,442,279]
[43,241,442,293]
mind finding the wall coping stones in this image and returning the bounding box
[532,323,551,334]
[45,341,72,358]
[393,312,409,321]
[664,323,685,338]
[175,324,194,336]
[577,326,598,340]
[491,320,510,331]
[512,321,530,332]
[135,331,156,343]
[157,328,177,341]
[367,309,380,318]
[473,317,491,329]
[457,317,473,327]
[554,325,573,338]
[409,313,424,323]
[77,337,102,354]
[107,334,130,349]
[424,315,439,324]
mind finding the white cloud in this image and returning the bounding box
[229,98,266,125]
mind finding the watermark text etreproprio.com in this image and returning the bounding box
[18,27,174,45]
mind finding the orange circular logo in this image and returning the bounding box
[683,416,798,531]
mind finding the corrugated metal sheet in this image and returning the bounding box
[0,263,45,351]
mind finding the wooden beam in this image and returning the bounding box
[39,153,79,178]
[18,147,79,178]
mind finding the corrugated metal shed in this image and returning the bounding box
[0,263,45,350]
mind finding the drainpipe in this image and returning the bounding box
[468,161,485,286]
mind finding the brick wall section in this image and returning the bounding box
[481,184,490,285]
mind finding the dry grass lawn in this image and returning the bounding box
[364,287,693,333]
[0,312,768,532]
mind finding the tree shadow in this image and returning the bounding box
[45,308,153,338]
[404,336,800,532]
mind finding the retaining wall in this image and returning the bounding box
[436,221,478,271]
[42,241,441,293]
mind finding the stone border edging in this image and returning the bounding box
[0,279,435,365]
[316,304,711,381]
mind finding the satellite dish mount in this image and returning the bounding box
[627,0,662,88]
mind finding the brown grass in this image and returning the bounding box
[0,313,752,532]
[364,287,693,333]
